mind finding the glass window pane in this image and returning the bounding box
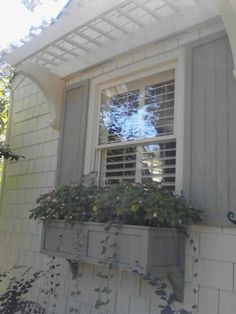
[99,75,175,144]
[100,141,176,189]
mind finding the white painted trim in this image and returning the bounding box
[11,76,26,92]
[55,3,219,78]
[84,48,185,193]
[96,135,176,151]
[6,0,130,66]
[229,0,236,14]
[17,63,65,130]
[218,0,236,79]
[84,51,178,173]
[174,48,185,195]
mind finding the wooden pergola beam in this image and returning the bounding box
[54,2,219,78]
[6,0,130,66]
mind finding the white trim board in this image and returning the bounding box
[6,0,219,80]
[54,4,220,78]
[84,48,185,193]
[6,0,129,66]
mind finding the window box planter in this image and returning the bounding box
[31,181,201,303]
[41,220,186,300]
[41,220,185,275]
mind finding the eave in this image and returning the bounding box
[6,0,222,79]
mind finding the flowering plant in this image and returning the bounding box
[29,181,202,228]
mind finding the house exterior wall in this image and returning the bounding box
[0,74,59,270]
[186,225,236,314]
[0,22,236,314]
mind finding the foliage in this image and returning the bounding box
[0,265,45,314]
[0,64,14,135]
[141,272,190,314]
[0,63,23,161]
[21,0,58,11]
[29,180,203,228]
[0,256,63,314]
[0,145,23,161]
[29,178,202,314]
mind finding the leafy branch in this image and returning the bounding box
[29,180,203,229]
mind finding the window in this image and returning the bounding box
[95,69,177,190]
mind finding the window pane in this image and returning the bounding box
[145,80,174,136]
[99,78,175,144]
[100,141,176,189]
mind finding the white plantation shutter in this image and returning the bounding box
[100,141,176,188]
[144,79,175,136]
[57,80,89,185]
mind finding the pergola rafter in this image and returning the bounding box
[54,44,79,57]
[89,24,116,40]
[161,0,180,12]
[134,0,161,20]
[102,16,129,34]
[6,0,236,79]
[64,37,90,51]
[116,7,145,27]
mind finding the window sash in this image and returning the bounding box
[100,140,176,189]
[98,77,175,145]
[96,69,177,189]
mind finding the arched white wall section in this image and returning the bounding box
[17,62,65,129]
[218,0,236,79]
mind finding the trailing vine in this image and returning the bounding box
[0,265,45,314]
[94,222,119,310]
[39,256,61,314]
[185,232,199,314]
[28,178,203,314]
[94,224,193,314]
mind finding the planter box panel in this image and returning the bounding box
[41,222,88,259]
[41,220,185,301]
[41,221,184,274]
[115,232,145,266]
[86,230,144,268]
[152,238,179,267]
[150,230,184,270]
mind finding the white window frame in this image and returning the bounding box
[84,49,185,194]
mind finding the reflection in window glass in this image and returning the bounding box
[99,79,175,144]
[98,71,176,188]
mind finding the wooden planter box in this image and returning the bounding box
[41,221,185,275]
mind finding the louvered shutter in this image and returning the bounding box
[57,80,89,185]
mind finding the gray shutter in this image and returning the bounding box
[185,36,236,226]
[57,80,89,185]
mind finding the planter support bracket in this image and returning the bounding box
[67,259,80,280]
[168,272,184,302]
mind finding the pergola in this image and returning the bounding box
[5,0,236,128]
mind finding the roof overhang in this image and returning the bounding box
[7,0,236,131]
[5,0,228,79]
